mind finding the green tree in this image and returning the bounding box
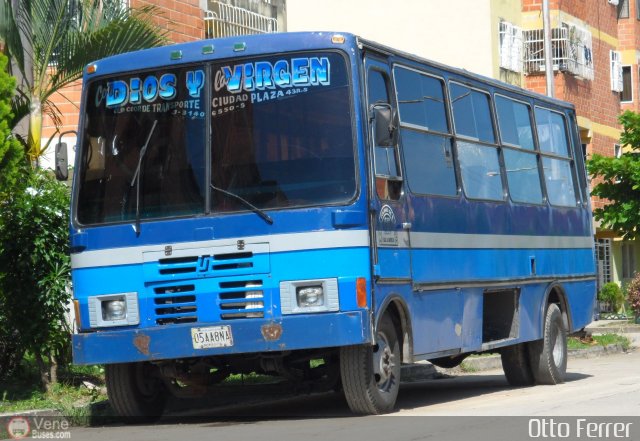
[587,111,640,240]
[0,0,166,164]
[0,52,25,197]
[0,170,71,390]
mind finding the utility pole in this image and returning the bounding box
[542,0,555,98]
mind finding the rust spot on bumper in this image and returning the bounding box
[261,323,283,341]
[133,334,151,356]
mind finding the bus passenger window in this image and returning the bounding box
[457,141,503,200]
[495,95,543,205]
[535,107,577,207]
[368,68,401,200]
[450,83,503,201]
[450,83,495,143]
[394,66,457,197]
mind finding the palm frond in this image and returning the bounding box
[10,86,30,130]
[0,0,27,80]
[46,3,166,100]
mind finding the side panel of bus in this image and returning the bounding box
[362,49,596,361]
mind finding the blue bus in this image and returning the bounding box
[62,31,596,417]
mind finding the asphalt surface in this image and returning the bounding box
[60,349,640,441]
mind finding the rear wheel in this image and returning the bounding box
[528,303,567,384]
[340,314,401,414]
[500,343,534,386]
[105,362,167,421]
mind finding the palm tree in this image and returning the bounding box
[0,0,167,165]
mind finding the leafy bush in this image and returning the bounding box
[0,53,25,197]
[0,170,71,389]
[598,282,625,313]
[626,273,640,319]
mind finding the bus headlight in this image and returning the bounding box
[88,293,140,327]
[297,286,324,307]
[280,279,339,314]
[102,298,127,321]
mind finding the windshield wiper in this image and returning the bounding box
[210,184,274,225]
[130,120,158,236]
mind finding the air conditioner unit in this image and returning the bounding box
[608,0,619,5]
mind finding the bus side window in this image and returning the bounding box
[450,82,504,201]
[534,107,578,207]
[367,69,402,200]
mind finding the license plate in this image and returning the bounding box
[191,325,233,349]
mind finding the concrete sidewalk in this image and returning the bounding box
[585,318,640,347]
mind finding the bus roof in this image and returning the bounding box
[85,31,574,111]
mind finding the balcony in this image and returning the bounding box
[205,0,278,38]
[523,24,594,80]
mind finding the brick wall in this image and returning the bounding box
[131,0,204,43]
[522,0,620,158]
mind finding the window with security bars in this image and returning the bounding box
[596,238,612,292]
[499,21,523,73]
[523,24,593,80]
[205,0,278,38]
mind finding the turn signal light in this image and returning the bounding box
[356,277,367,308]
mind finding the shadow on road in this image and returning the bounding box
[135,369,593,422]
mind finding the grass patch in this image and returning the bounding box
[221,372,278,386]
[568,333,631,351]
[0,356,107,423]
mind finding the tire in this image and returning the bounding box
[105,362,167,421]
[501,343,534,386]
[528,303,567,385]
[340,314,401,415]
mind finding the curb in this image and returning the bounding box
[401,343,630,383]
[0,409,62,419]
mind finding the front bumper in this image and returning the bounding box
[73,310,370,365]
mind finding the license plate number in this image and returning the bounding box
[191,326,233,349]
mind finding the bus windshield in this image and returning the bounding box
[75,51,356,226]
[209,52,355,213]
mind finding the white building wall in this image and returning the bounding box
[286,0,494,77]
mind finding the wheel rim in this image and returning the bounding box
[552,331,564,367]
[373,330,396,393]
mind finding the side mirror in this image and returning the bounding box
[371,102,397,147]
[55,142,68,181]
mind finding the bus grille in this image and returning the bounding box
[154,284,198,325]
[218,280,265,320]
[157,252,255,275]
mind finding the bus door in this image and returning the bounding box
[364,56,412,283]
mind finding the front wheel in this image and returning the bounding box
[105,362,167,421]
[340,314,401,415]
[528,303,567,384]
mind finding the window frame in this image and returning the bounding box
[449,80,505,202]
[619,0,630,19]
[494,93,545,206]
[366,63,404,201]
[392,64,459,198]
[533,105,580,208]
[621,65,633,103]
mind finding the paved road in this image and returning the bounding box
[69,350,640,441]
